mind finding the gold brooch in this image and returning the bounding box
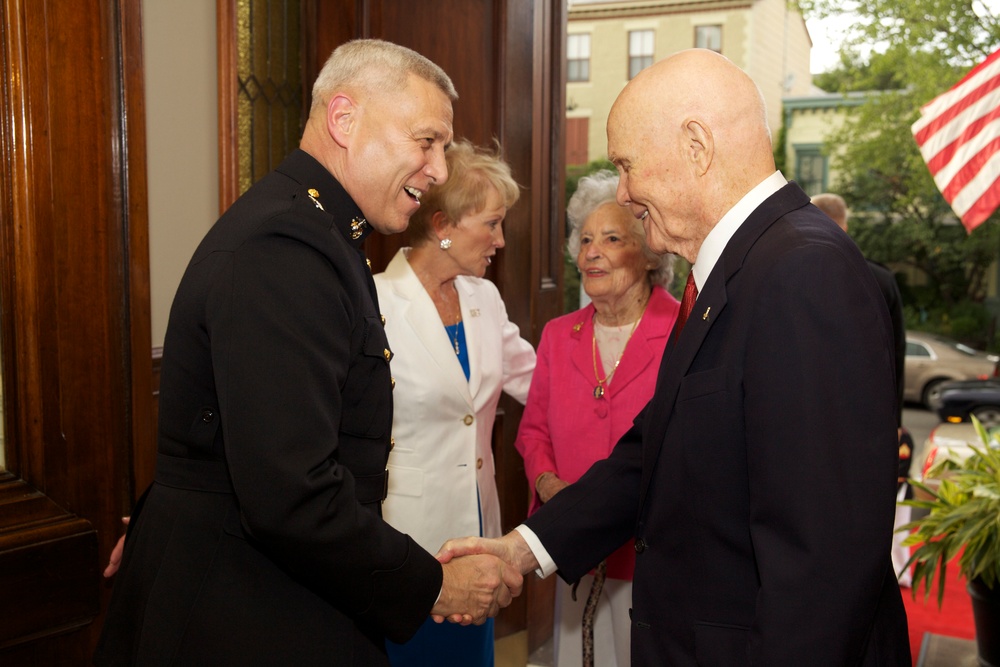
[350,217,367,240]
[306,188,324,211]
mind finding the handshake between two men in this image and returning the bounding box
[431,531,539,625]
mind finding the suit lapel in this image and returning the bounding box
[637,183,811,507]
[457,278,483,400]
[387,252,474,407]
[569,306,597,395]
[605,289,672,395]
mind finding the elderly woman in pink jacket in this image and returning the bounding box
[515,170,678,667]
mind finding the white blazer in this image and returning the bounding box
[374,249,535,555]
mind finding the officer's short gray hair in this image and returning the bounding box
[310,39,457,112]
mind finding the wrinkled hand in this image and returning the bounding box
[431,553,522,626]
[537,472,569,504]
[103,516,130,578]
[433,533,538,623]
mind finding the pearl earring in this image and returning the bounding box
[440,238,452,250]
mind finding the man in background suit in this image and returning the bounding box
[440,49,910,665]
[811,191,913,587]
[96,40,520,666]
[812,192,906,422]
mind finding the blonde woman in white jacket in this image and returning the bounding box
[375,140,536,666]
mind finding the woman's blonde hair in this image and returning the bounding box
[409,139,520,244]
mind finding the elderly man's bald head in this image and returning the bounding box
[606,49,775,263]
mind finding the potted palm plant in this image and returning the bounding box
[902,416,1000,666]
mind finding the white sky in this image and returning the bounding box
[807,13,854,74]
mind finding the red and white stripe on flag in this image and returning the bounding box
[912,48,1000,233]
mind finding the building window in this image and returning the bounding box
[695,25,722,53]
[235,0,304,196]
[628,30,654,79]
[568,33,591,82]
[794,147,827,195]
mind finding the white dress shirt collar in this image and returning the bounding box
[689,171,787,292]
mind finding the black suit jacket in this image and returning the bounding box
[867,259,906,424]
[525,182,910,666]
[96,151,441,666]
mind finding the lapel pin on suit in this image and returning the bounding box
[306,188,324,211]
[350,217,367,240]
[702,306,711,321]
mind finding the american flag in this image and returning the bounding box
[912,48,1000,233]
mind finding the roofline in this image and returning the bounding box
[782,91,873,110]
[568,0,754,20]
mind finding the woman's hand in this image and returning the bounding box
[536,472,569,503]
[103,516,130,578]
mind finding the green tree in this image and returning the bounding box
[799,0,1000,346]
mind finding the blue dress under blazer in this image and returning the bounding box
[524,182,911,666]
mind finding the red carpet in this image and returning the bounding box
[900,558,976,665]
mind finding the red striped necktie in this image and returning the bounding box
[675,271,698,336]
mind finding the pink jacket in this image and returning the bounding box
[515,285,679,580]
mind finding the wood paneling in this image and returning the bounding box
[0,0,151,661]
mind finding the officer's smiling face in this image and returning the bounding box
[349,74,454,235]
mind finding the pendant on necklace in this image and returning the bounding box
[593,385,604,399]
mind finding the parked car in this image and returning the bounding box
[935,379,1000,427]
[913,420,1000,499]
[904,331,999,408]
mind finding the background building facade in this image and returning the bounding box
[566,0,814,164]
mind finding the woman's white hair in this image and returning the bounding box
[566,170,674,288]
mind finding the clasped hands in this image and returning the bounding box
[431,531,539,625]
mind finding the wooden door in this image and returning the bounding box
[0,0,152,662]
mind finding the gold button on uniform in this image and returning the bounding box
[391,377,396,389]
[390,437,395,451]
[476,458,483,470]
[383,349,391,361]
[307,188,319,198]
[463,414,474,426]
[366,258,372,270]
[380,314,386,325]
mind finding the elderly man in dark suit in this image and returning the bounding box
[96,39,520,666]
[440,49,909,666]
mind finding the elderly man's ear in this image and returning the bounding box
[683,118,713,176]
[326,94,356,148]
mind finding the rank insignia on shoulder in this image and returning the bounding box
[350,217,367,240]
[306,188,324,211]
